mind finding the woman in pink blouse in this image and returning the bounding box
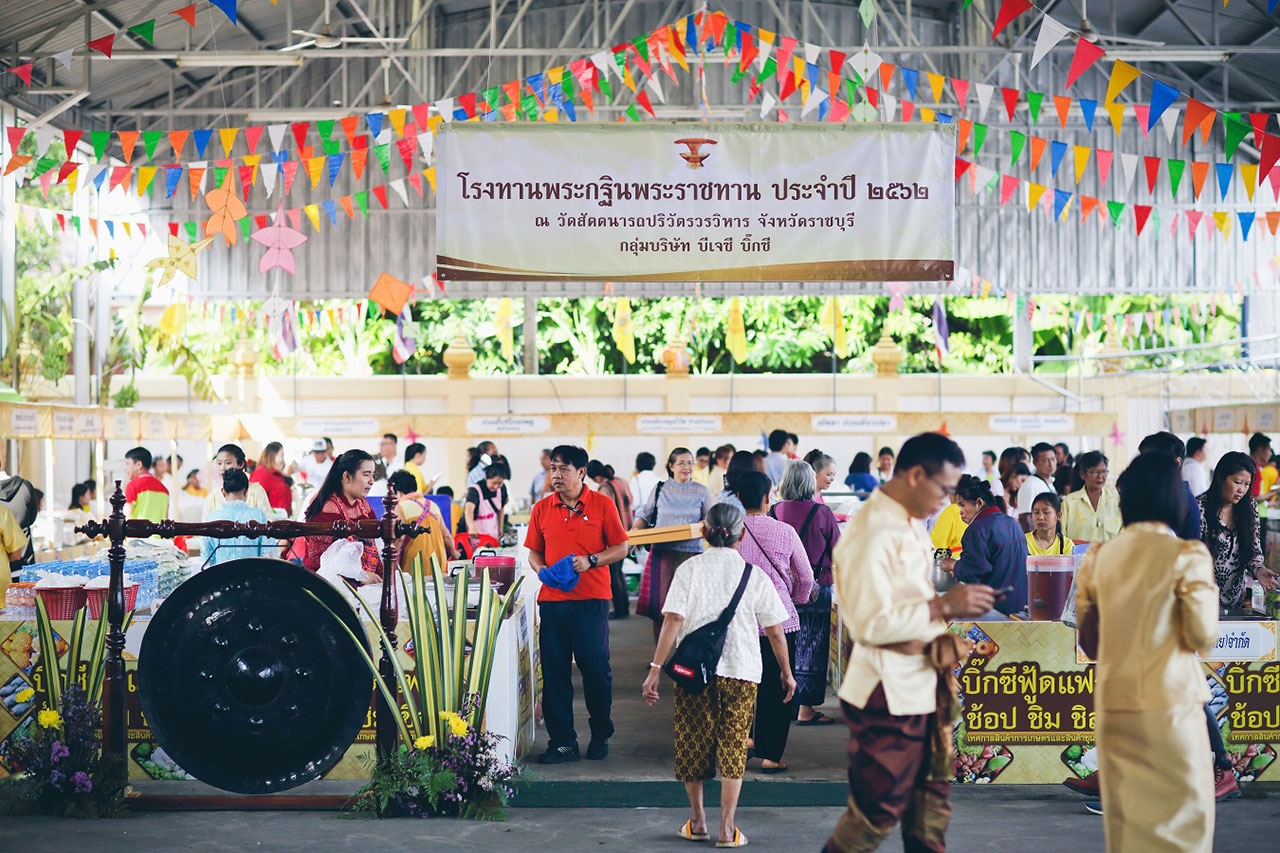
[735,470,814,773]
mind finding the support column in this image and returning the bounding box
[522,296,538,375]
[0,104,16,372]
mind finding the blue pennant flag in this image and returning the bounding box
[1053,188,1072,220]
[210,0,237,25]
[1050,140,1068,177]
[365,112,384,138]
[326,153,345,187]
[1147,80,1181,130]
[901,68,919,100]
[1216,162,1234,200]
[321,199,338,226]
[1239,211,1255,241]
[1078,98,1097,132]
[163,165,182,198]
[192,129,213,158]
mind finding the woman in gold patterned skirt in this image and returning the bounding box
[642,503,795,848]
[1075,453,1219,852]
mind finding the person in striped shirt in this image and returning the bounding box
[124,446,169,523]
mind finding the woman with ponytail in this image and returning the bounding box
[303,449,381,577]
[942,475,1028,615]
[1026,492,1071,556]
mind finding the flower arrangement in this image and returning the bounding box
[0,683,127,817]
[312,552,525,818]
[348,696,523,820]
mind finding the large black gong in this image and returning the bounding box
[138,558,372,794]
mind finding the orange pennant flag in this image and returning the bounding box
[3,154,32,176]
[187,166,205,201]
[219,127,239,157]
[118,130,139,164]
[1104,60,1142,104]
[169,130,189,159]
[351,148,368,180]
[1080,196,1099,222]
[1190,161,1210,200]
[339,116,359,145]
[956,119,972,153]
[1265,211,1280,236]
[1028,136,1048,171]
[1053,95,1072,128]
[879,62,896,92]
[1182,98,1216,145]
[339,195,355,218]
[1106,102,1125,134]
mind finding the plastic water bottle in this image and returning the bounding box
[1252,580,1266,614]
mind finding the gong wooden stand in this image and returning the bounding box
[76,484,425,769]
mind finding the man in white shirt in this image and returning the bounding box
[824,433,994,853]
[1182,436,1210,497]
[764,429,793,486]
[1016,442,1058,533]
[369,433,401,497]
[294,440,334,486]
[629,452,661,510]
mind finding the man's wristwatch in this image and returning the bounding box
[588,553,599,568]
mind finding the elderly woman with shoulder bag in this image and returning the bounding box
[643,502,794,849]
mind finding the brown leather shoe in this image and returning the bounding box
[1063,773,1101,796]
[1214,767,1242,802]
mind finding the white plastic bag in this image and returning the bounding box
[316,539,379,612]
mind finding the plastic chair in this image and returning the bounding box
[454,533,500,560]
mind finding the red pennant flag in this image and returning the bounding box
[1000,174,1019,205]
[459,92,478,118]
[6,126,26,153]
[955,157,973,181]
[635,89,656,117]
[951,77,969,108]
[864,87,879,109]
[372,185,389,209]
[63,129,83,154]
[1249,113,1269,148]
[1143,156,1160,192]
[1260,133,1280,186]
[1066,38,1106,88]
[253,214,268,230]
[87,34,115,58]
[290,122,310,150]
[56,162,78,184]
[407,172,424,197]
[238,164,256,196]
[1001,87,1019,121]
[6,63,34,86]
[280,160,299,194]
[992,0,1033,38]
[1133,204,1153,236]
[412,103,430,130]
[779,70,798,102]
[1132,104,1150,136]
[829,49,846,76]
[395,137,415,170]
[171,4,197,27]
[244,126,264,154]
[168,222,180,237]
[1185,210,1203,238]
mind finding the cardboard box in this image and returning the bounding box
[627,522,703,547]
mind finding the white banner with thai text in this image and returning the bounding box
[436,123,955,282]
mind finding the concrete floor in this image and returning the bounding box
[2,796,1276,851]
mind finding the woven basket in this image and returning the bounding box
[85,584,139,620]
[34,586,87,620]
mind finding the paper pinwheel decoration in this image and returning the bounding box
[204,173,248,246]
[251,203,308,275]
[146,235,214,286]
[368,272,415,316]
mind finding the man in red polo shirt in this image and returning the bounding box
[526,444,629,764]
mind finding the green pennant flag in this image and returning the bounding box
[213,165,229,188]
[482,87,501,110]
[373,143,391,173]
[323,138,341,156]
[91,130,110,161]
[625,104,640,122]
[731,66,747,85]
[631,36,649,63]
[316,119,335,141]
[354,190,369,217]
[142,130,162,160]
[597,74,613,102]
[963,0,976,6]
[845,79,858,108]
[1009,130,1026,167]
[1026,91,1044,123]
[1106,200,1126,227]
[32,154,60,177]
[520,93,539,118]
[1223,114,1251,159]
[128,20,156,43]
[985,173,1000,194]
[1167,159,1186,196]
[756,56,777,84]
[240,218,251,241]
[70,215,81,234]
[972,123,988,156]
[722,23,736,56]
[184,221,197,241]
[561,77,574,101]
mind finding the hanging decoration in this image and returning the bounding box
[203,173,248,245]
[612,297,637,365]
[249,201,308,275]
[145,234,214,285]
[368,272,415,316]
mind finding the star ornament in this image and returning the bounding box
[1108,423,1126,448]
[146,235,214,286]
[251,203,308,275]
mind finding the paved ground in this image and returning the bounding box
[2,795,1276,851]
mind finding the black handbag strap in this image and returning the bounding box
[712,562,755,630]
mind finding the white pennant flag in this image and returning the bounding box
[261,162,278,197]
[267,124,287,152]
[1119,152,1139,192]
[975,165,998,195]
[646,75,665,103]
[760,91,778,119]
[1031,17,1072,69]
[803,42,821,64]
[802,87,828,118]
[974,83,995,120]
[590,52,611,77]
[389,178,409,207]
[34,125,57,155]
[880,92,898,120]
[52,49,74,71]
[435,98,455,123]
[1161,106,1181,144]
[755,39,774,70]
[417,131,433,161]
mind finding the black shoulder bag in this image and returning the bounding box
[663,563,754,694]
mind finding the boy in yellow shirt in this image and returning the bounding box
[0,504,29,601]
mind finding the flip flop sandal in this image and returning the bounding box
[678,820,710,842]
[716,828,749,848]
[795,712,837,726]
[760,763,789,775]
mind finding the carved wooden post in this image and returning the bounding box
[103,481,128,763]
[376,487,400,760]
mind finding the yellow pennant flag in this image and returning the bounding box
[306,156,325,189]
[612,297,636,364]
[303,203,322,231]
[219,127,240,157]
[157,303,188,338]
[389,108,407,137]
[136,165,157,196]
[726,296,748,363]
[1213,211,1230,234]
[1106,102,1125,134]
[1104,60,1142,104]
[926,71,945,104]
[819,296,849,358]
[1073,146,1091,184]
[1240,163,1258,201]
[919,107,935,123]
[493,297,514,362]
[423,166,437,193]
[1027,182,1048,211]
